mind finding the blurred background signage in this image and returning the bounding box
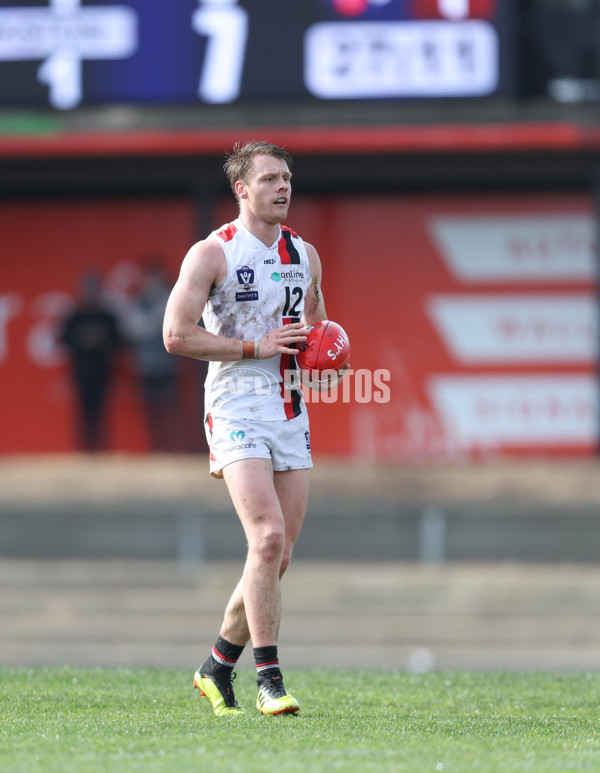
[0,0,510,109]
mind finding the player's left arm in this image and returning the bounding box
[301,242,349,392]
[302,242,327,325]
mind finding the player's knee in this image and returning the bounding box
[253,527,285,565]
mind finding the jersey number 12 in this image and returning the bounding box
[283,286,303,317]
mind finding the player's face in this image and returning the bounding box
[239,155,292,225]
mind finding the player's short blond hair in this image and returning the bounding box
[224,141,293,200]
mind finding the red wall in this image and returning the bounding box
[2,192,597,458]
[283,194,598,459]
[221,193,598,459]
[1,198,198,453]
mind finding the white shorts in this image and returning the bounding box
[205,411,313,479]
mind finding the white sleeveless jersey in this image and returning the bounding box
[202,217,312,422]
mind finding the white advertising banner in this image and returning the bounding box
[427,294,598,363]
[429,375,598,447]
[429,214,597,282]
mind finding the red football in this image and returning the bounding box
[295,320,350,374]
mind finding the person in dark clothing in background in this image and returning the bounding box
[124,258,185,452]
[59,272,122,452]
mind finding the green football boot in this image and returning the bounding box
[256,673,300,716]
[193,670,246,717]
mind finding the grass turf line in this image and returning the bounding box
[1,668,600,773]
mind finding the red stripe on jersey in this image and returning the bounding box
[411,0,495,19]
[216,223,237,242]
[278,229,301,265]
[280,351,296,420]
[280,317,302,420]
[278,232,292,264]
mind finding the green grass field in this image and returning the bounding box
[2,667,599,773]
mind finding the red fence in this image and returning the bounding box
[1,192,597,458]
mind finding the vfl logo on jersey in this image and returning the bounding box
[235,265,258,301]
[236,266,254,287]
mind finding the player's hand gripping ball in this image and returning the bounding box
[295,320,350,375]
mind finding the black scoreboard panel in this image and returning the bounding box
[520,0,600,102]
[0,0,511,109]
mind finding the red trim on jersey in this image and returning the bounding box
[280,317,302,420]
[281,225,298,239]
[216,223,237,242]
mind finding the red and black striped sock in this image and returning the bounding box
[254,645,282,681]
[201,636,244,677]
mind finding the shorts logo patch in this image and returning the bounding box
[305,430,311,450]
[236,265,258,301]
[230,430,245,442]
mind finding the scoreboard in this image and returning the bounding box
[0,0,511,110]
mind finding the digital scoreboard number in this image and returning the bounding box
[0,0,509,109]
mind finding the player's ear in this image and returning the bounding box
[235,179,248,199]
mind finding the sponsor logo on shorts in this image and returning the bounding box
[223,440,258,453]
[219,429,257,454]
[304,430,311,450]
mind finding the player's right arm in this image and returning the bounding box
[163,238,243,362]
[163,238,307,361]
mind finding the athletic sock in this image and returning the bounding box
[254,645,282,682]
[201,636,244,678]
